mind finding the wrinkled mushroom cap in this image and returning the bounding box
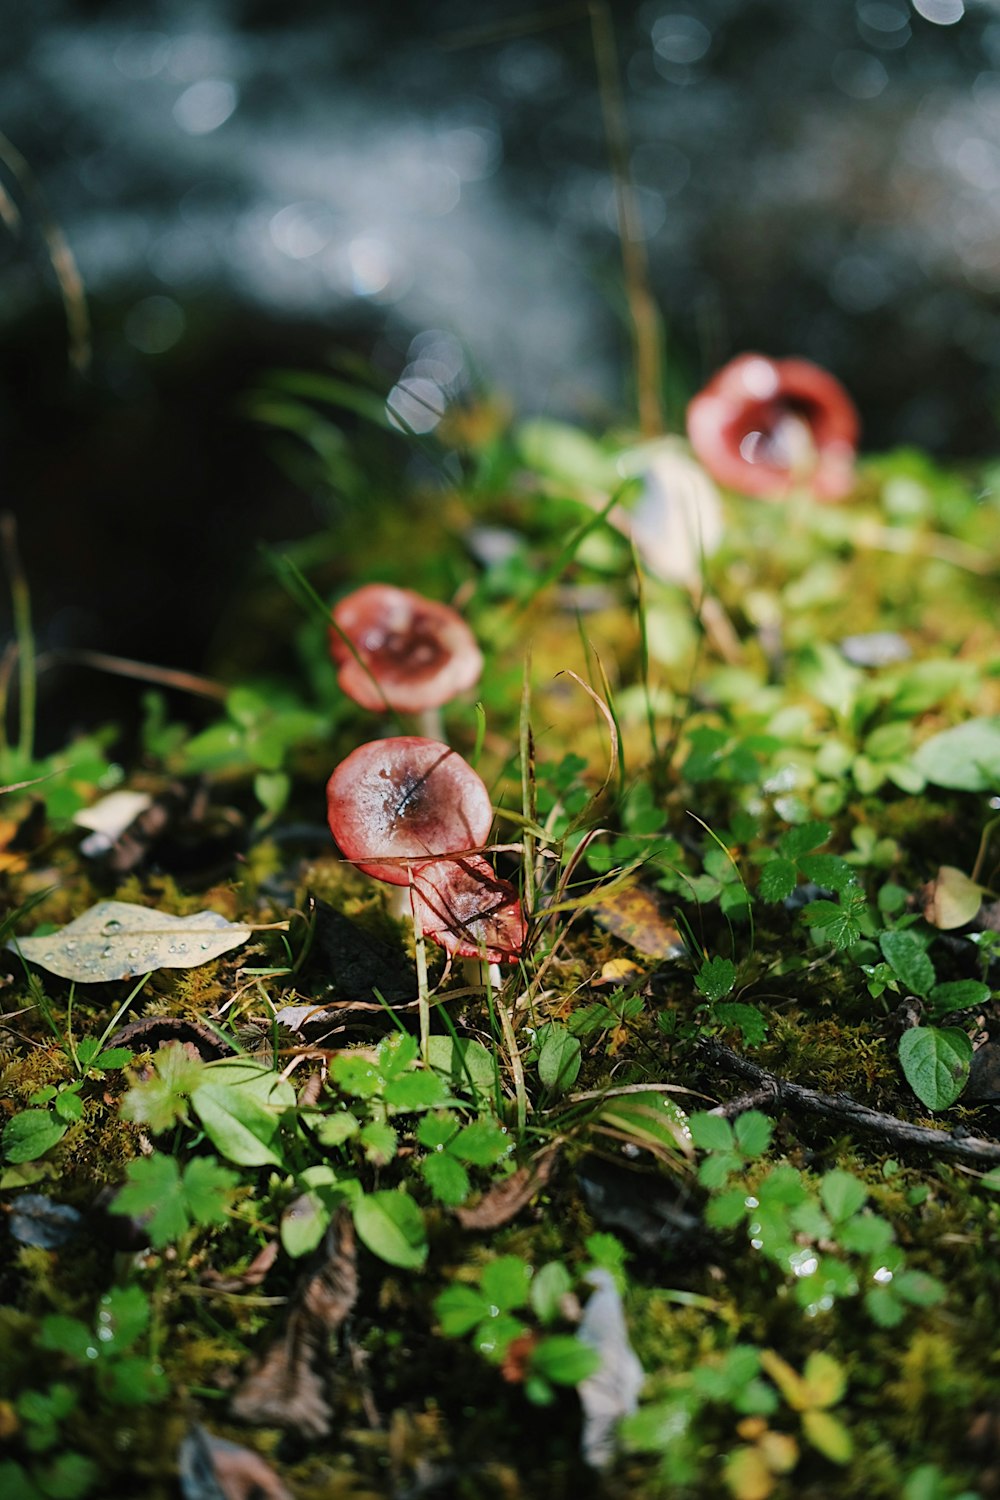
[410,854,526,965]
[326,736,493,886]
[686,353,859,501]
[330,584,483,713]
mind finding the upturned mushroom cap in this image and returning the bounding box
[326,736,493,886]
[686,353,859,501]
[330,584,483,713]
[410,854,527,965]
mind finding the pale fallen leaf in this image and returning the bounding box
[921,865,984,930]
[73,789,153,855]
[576,1269,644,1469]
[178,1423,293,1500]
[8,899,251,982]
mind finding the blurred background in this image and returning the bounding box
[2,0,998,746]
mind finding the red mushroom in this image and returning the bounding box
[326,736,493,887]
[330,584,483,736]
[686,353,859,501]
[410,854,526,967]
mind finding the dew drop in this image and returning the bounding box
[103,918,122,934]
[199,941,211,951]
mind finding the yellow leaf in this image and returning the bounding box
[801,1351,847,1409]
[724,1445,776,1500]
[802,1409,853,1465]
[759,1348,808,1411]
[759,1430,798,1474]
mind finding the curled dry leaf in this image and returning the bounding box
[231,1207,358,1438]
[8,899,252,983]
[454,1144,561,1231]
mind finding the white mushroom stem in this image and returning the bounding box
[385,883,411,922]
[415,706,445,740]
[461,955,502,992]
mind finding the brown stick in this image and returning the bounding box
[699,1038,1000,1167]
[35,646,228,701]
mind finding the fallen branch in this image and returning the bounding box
[699,1038,1000,1167]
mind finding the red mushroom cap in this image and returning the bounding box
[686,353,859,501]
[330,584,483,713]
[410,854,527,965]
[326,736,493,886]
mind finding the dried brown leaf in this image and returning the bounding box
[231,1208,357,1437]
[454,1144,560,1231]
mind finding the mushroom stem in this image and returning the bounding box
[461,955,502,992]
[416,705,445,741]
[385,883,411,922]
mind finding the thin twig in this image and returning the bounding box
[35,646,228,701]
[699,1038,1000,1167]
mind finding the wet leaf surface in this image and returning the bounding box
[8,899,251,982]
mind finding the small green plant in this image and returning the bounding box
[434,1253,600,1405]
[690,1111,945,1325]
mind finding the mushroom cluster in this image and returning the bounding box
[686,353,859,502]
[326,736,525,969]
[329,584,482,737]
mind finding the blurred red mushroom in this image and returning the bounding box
[330,584,482,736]
[410,853,526,967]
[326,736,493,886]
[686,353,859,501]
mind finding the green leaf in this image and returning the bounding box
[450,1119,511,1166]
[689,1113,734,1152]
[353,1190,427,1269]
[536,1025,582,1095]
[383,1071,448,1111]
[800,893,867,948]
[912,716,1000,791]
[3,1111,68,1163]
[695,956,736,1001]
[779,822,831,859]
[376,1031,419,1079]
[713,1002,767,1046]
[420,1151,470,1205]
[819,1169,867,1223]
[898,1026,972,1110]
[530,1261,573,1325]
[181,1155,240,1228]
[281,1191,332,1257]
[416,1111,458,1150]
[359,1119,398,1165]
[758,858,797,903]
[330,1053,383,1099]
[434,1283,489,1336]
[893,1269,945,1307]
[110,1154,189,1247]
[839,1214,894,1256]
[798,853,857,894]
[732,1110,773,1158]
[37,1315,94,1363]
[120,1043,202,1133]
[879,930,936,999]
[311,1111,360,1147]
[529,1334,601,1387]
[426,1036,496,1096]
[481,1256,533,1312]
[96,1284,150,1353]
[594,1092,693,1161]
[190,1060,296,1167]
[928,979,990,1016]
